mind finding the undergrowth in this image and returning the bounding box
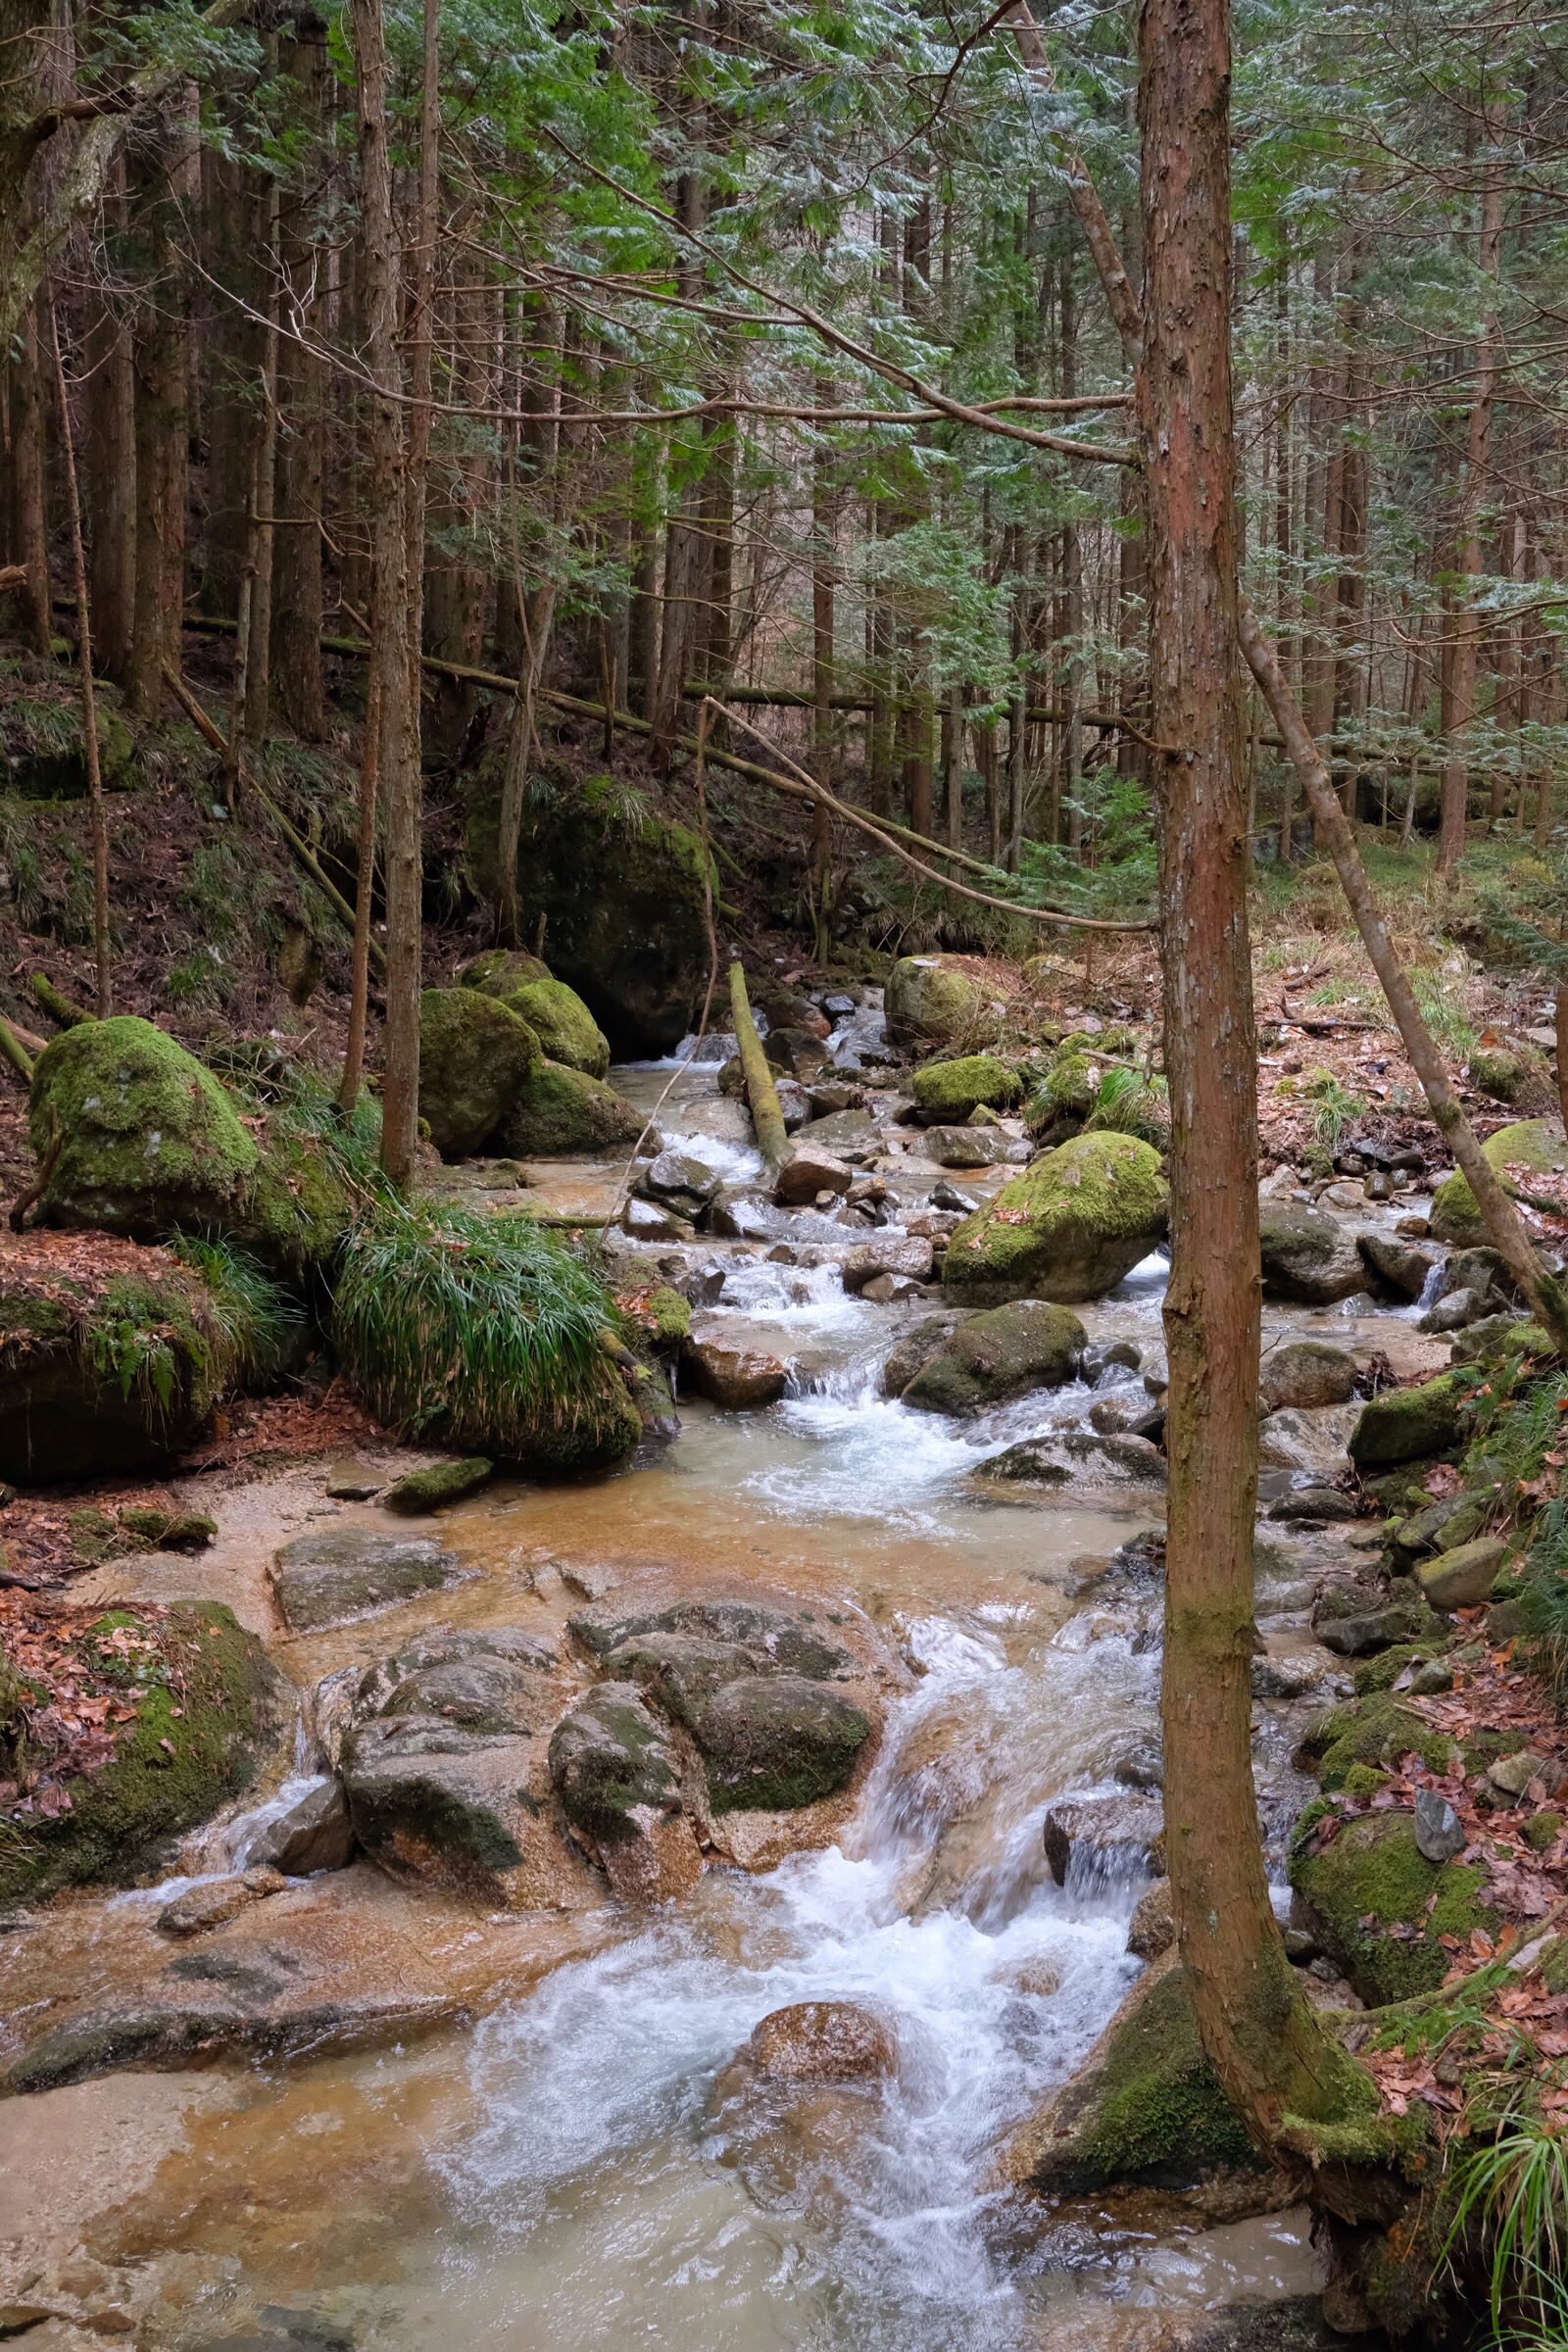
[167,1233,301,1389]
[331,1197,614,1446]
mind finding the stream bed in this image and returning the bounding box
[0,1053,1455,2351]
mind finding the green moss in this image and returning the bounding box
[495,1061,644,1158]
[1293,1813,1497,2004]
[383,1456,495,1511]
[644,1286,691,1346]
[884,956,984,1045]
[1352,1642,1447,1696]
[1524,1809,1563,1851]
[30,1015,259,1237]
[909,1054,1022,1121]
[418,988,541,1160]
[1431,1119,1568,1245]
[944,1130,1170,1305]
[1303,1690,1455,1789]
[1343,1763,1392,1798]
[695,1676,869,1814]
[0,1602,281,1900]
[497,977,610,1080]
[1033,1050,1099,1126]
[459,949,551,993]
[901,1300,1086,1415]
[1348,1370,1472,1468]
[548,1683,683,1847]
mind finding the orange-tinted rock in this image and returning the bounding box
[747,1999,896,2082]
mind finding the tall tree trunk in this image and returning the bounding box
[349,0,414,1177]
[1139,0,1371,2150]
[82,257,135,684]
[9,303,52,654]
[271,17,328,741]
[1440,110,1504,873]
[812,391,835,954]
[126,97,195,715]
[48,293,112,1014]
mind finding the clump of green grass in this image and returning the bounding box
[1302,1066,1366,1147]
[168,1232,301,1389]
[1413,967,1478,1061]
[1083,1062,1170,1147]
[1445,2099,1568,2338]
[331,1198,617,1453]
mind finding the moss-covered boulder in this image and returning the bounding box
[1005,1948,1256,2194]
[30,1014,262,1240]
[1,1231,258,1483]
[1257,1202,1366,1305]
[1430,1118,1568,1245]
[1469,1045,1554,1109]
[4,702,137,801]
[548,1680,685,1845]
[1289,1811,1497,2004]
[494,1060,645,1158]
[418,988,540,1160]
[460,953,611,1079]
[1348,1370,1470,1468]
[467,774,712,1057]
[884,956,985,1048]
[694,1676,869,1814]
[909,1054,1022,1124]
[944,1131,1169,1305]
[26,1016,352,1275]
[1300,1689,1454,1790]
[1031,1049,1099,1129]
[0,1601,282,1901]
[901,1300,1086,1416]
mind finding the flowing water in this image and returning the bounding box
[4,1050,1456,2345]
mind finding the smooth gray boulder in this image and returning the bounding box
[270,1529,468,1635]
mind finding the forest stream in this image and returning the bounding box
[0,1044,1460,2352]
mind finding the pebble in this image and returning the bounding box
[1413,1786,1466,1865]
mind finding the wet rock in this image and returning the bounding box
[884,956,985,1048]
[922,1125,1007,1170]
[460,959,611,1080]
[808,1077,865,1112]
[1258,1342,1357,1413]
[763,1026,832,1081]
[240,1778,355,1875]
[1267,1487,1359,1524]
[860,1271,927,1302]
[1257,1203,1365,1305]
[1389,1492,1486,1564]
[696,1676,871,1813]
[980,1431,1167,1488]
[1348,1370,1469,1467]
[1126,1877,1175,1960]
[1450,1311,1552,1365]
[901,1300,1086,1416]
[909,1053,1023,1122]
[341,1633,592,1909]
[570,1596,859,1682]
[748,2000,895,2082]
[417,989,539,1158]
[1085,1339,1144,1382]
[931,1178,979,1214]
[1043,1793,1164,1888]
[643,1149,722,1206]
[157,1867,287,1936]
[1417,1536,1506,1608]
[383,1456,494,1513]
[623,1197,695,1243]
[880,1312,962,1396]
[1317,1606,1424,1657]
[1407,1658,1454,1695]
[1413,1787,1465,1864]
[797,1107,877,1158]
[683,1322,789,1408]
[1004,1950,1257,2196]
[843,1235,935,1291]
[1357,1233,1438,1300]
[1420,1285,1492,1334]
[1430,1116,1568,1245]
[496,1060,646,1158]
[270,1527,467,1635]
[774,1141,854,1205]
[943,1132,1169,1306]
[322,1456,383,1500]
[547,1680,698,1901]
[1256,1403,1358,1482]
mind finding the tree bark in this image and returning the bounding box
[48,293,112,1017]
[82,247,134,683]
[349,0,415,1179]
[271,17,328,741]
[1439,110,1504,873]
[126,98,194,715]
[9,304,52,654]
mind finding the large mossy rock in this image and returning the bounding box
[1289,1811,1497,2004]
[1430,1118,1568,1245]
[342,1627,596,1908]
[467,776,712,1057]
[418,988,540,1159]
[1005,1948,1256,2194]
[884,956,985,1048]
[494,1060,645,1158]
[2,1232,237,1483]
[909,1054,1022,1123]
[901,1300,1086,1416]
[1257,1202,1366,1305]
[695,1677,870,1813]
[1299,1689,1452,1789]
[27,1016,352,1275]
[5,703,137,801]
[0,1602,282,1901]
[943,1132,1169,1305]
[1348,1369,1470,1467]
[458,956,610,1080]
[548,1679,685,1847]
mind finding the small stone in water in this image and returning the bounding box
[748,2000,896,2082]
[1414,1787,1466,1865]
[323,1456,383,1502]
